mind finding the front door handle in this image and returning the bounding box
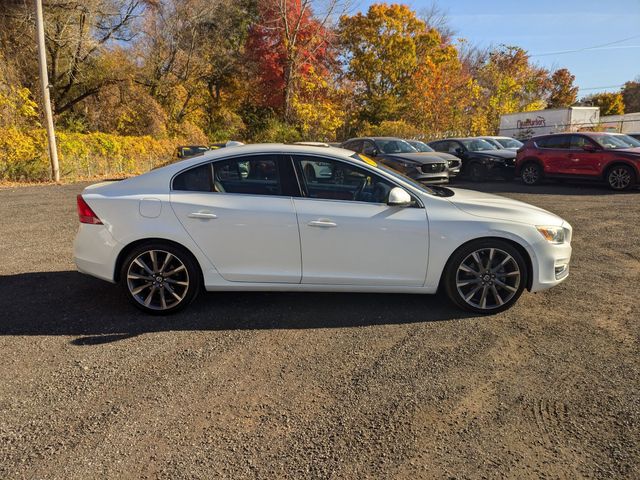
[188,211,217,219]
[308,219,337,228]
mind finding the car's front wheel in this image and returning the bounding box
[606,164,635,191]
[443,239,527,314]
[468,162,486,182]
[120,242,201,314]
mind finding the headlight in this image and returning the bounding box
[536,225,565,244]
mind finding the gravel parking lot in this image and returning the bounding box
[0,180,638,479]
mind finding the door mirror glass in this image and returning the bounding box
[387,187,412,207]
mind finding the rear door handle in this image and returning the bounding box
[308,219,337,228]
[188,211,217,219]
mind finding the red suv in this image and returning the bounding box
[515,132,640,190]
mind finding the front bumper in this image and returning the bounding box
[410,170,450,185]
[528,232,572,292]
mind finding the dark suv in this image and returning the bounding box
[341,137,449,184]
[427,137,516,181]
[516,132,640,190]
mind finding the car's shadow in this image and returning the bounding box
[0,271,473,345]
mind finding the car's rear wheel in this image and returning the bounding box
[443,239,527,314]
[120,242,201,314]
[606,165,635,191]
[521,162,543,185]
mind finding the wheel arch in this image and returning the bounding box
[516,156,543,175]
[438,236,534,292]
[114,238,204,284]
[602,160,639,180]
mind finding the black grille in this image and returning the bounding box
[421,163,447,173]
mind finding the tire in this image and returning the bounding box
[468,162,486,182]
[606,164,636,191]
[120,242,202,315]
[443,239,527,314]
[520,161,543,185]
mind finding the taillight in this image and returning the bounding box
[77,195,103,225]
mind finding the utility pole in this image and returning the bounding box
[34,0,60,182]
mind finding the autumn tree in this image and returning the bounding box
[473,46,551,134]
[1,0,148,116]
[582,92,625,116]
[247,0,342,123]
[338,4,444,125]
[547,68,578,108]
[404,46,479,137]
[621,79,640,113]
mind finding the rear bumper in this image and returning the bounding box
[73,224,120,283]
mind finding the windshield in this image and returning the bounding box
[351,153,437,196]
[496,138,523,149]
[375,139,418,154]
[407,140,435,153]
[593,134,640,149]
[460,138,498,151]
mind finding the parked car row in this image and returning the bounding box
[339,132,640,191]
[339,135,514,185]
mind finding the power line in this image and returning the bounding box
[531,34,640,57]
[580,84,624,91]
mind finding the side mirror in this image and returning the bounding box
[363,147,378,156]
[387,187,412,207]
[455,147,464,155]
[582,144,598,152]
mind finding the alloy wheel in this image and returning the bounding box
[608,167,632,190]
[455,248,521,310]
[126,250,190,311]
[521,165,539,185]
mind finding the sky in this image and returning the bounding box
[352,0,640,97]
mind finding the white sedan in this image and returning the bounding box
[74,144,572,314]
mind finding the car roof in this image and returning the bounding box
[428,138,472,142]
[345,136,410,142]
[530,131,628,139]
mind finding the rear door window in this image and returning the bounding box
[536,136,570,149]
[430,141,448,152]
[173,163,213,192]
[342,140,363,152]
[214,155,282,196]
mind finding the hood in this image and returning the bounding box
[470,149,516,160]
[610,147,640,156]
[422,151,460,161]
[446,188,564,226]
[382,152,447,164]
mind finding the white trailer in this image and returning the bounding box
[499,107,600,139]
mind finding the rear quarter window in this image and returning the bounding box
[172,163,213,191]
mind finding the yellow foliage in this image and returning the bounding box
[0,128,181,182]
[292,68,343,140]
